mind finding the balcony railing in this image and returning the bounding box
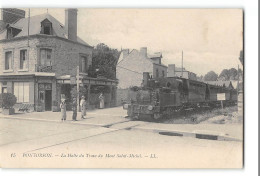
[35,64,54,72]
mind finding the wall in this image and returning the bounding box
[175,71,189,79]
[116,49,153,89]
[0,35,93,111]
[153,63,167,78]
[37,36,92,77]
[0,35,92,77]
[0,38,39,74]
[167,64,175,77]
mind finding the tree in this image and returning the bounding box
[90,43,120,79]
[0,93,17,109]
[196,75,204,81]
[204,71,218,81]
[218,69,229,81]
[228,68,237,80]
[219,68,241,81]
[70,86,88,100]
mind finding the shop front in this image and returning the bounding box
[57,75,118,110]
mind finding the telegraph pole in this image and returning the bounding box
[77,66,80,112]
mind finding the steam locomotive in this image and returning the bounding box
[123,72,238,121]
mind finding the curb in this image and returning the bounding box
[131,127,242,142]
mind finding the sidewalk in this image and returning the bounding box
[0,106,129,127]
[0,106,243,141]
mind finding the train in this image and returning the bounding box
[123,72,238,121]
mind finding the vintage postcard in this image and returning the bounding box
[0,8,243,168]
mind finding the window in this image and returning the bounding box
[5,51,12,70]
[6,25,22,39]
[40,49,52,66]
[20,50,28,70]
[44,26,51,35]
[79,55,88,73]
[162,70,165,78]
[41,19,52,35]
[14,82,29,103]
[7,28,13,39]
[156,69,159,78]
[2,87,7,93]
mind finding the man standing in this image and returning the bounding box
[72,97,77,121]
[80,96,87,119]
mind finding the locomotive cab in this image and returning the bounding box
[123,72,182,120]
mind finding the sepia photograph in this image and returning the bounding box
[0,8,244,168]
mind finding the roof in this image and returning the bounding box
[0,13,91,47]
[148,52,162,58]
[205,81,235,89]
[118,49,165,67]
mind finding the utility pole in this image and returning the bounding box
[77,66,80,112]
[181,50,183,77]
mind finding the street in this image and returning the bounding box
[0,107,243,168]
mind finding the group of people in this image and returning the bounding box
[60,93,105,122]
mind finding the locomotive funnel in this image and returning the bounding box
[143,72,150,87]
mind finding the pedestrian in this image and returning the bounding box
[72,97,77,121]
[60,98,66,122]
[80,96,87,119]
[99,92,104,109]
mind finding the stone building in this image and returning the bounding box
[0,8,117,111]
[167,64,197,80]
[116,47,167,105]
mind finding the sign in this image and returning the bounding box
[70,77,76,84]
[217,93,226,101]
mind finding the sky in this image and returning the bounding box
[21,8,243,76]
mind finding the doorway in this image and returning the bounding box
[45,90,52,111]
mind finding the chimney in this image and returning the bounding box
[1,8,25,24]
[167,64,176,77]
[143,72,150,87]
[122,49,129,58]
[140,47,147,58]
[65,8,78,42]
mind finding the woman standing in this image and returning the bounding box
[60,98,66,122]
[80,96,87,119]
[99,93,105,109]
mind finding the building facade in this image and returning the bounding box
[117,47,167,89]
[167,64,197,80]
[116,47,167,105]
[0,8,117,111]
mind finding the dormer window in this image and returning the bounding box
[41,19,52,35]
[6,24,22,39]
